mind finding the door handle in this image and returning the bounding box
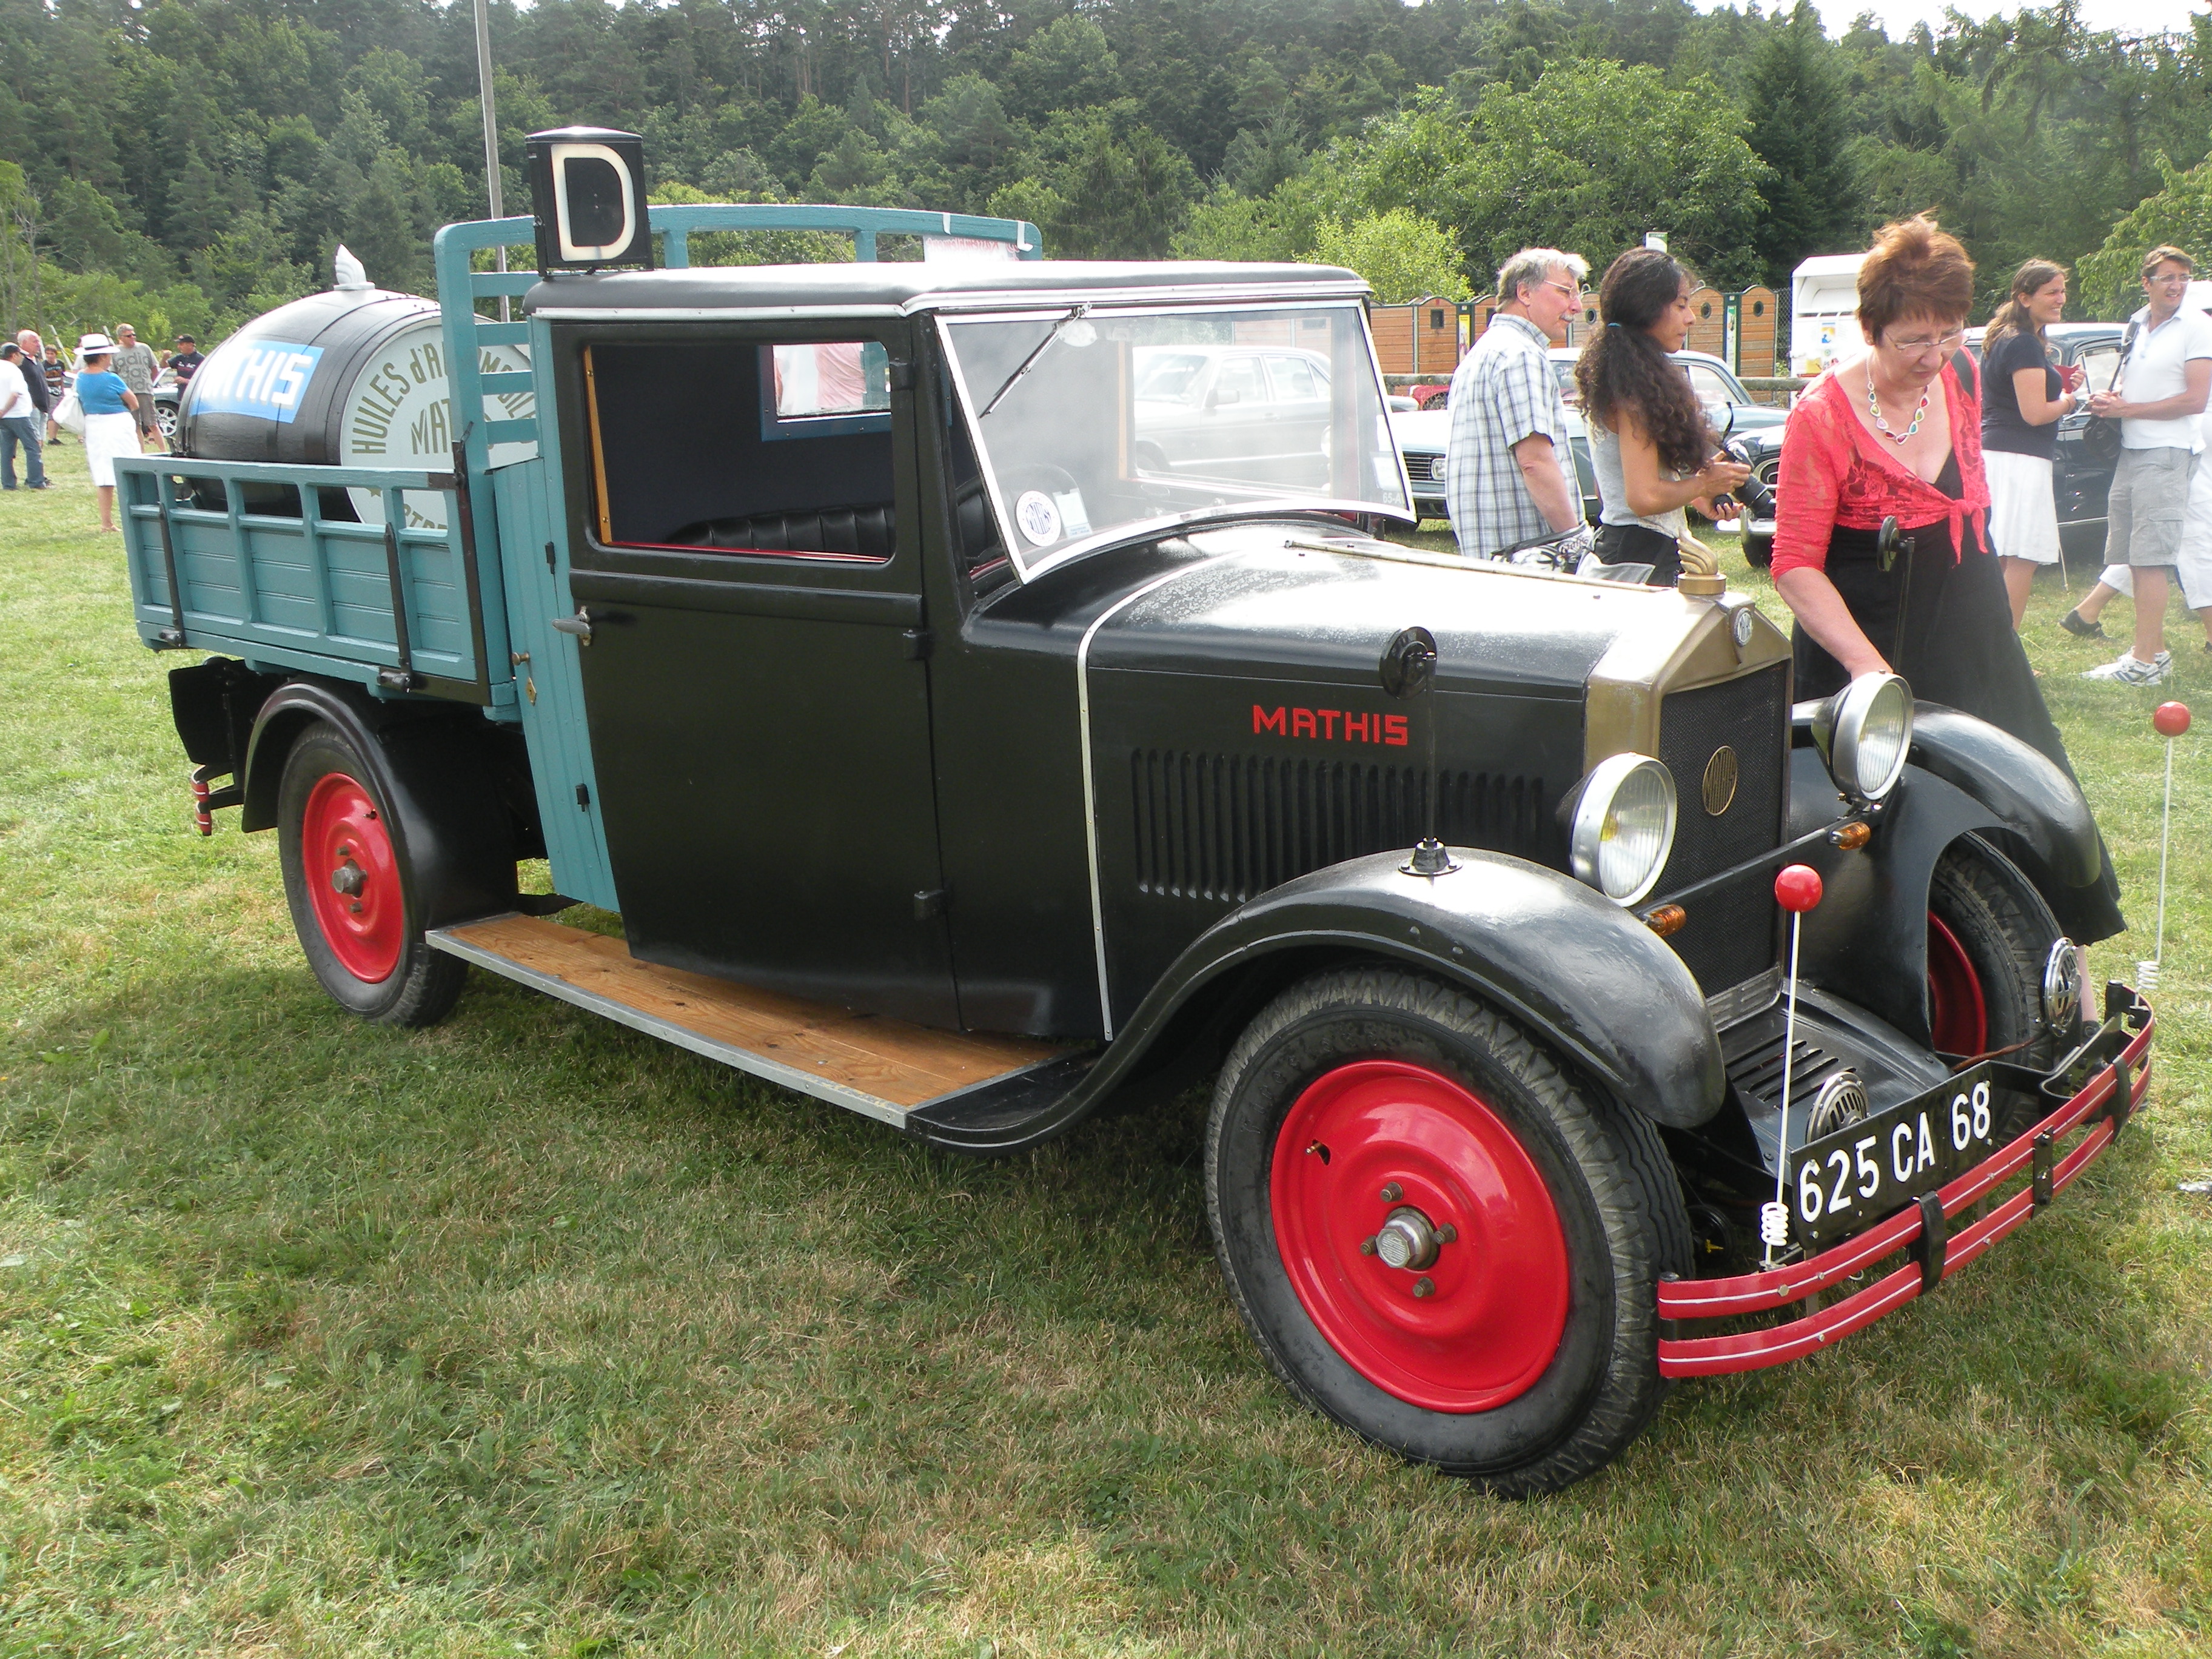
[550,607,592,645]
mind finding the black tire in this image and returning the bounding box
[276,722,466,1027]
[1206,965,1692,1496]
[1926,835,2063,1066]
[1742,529,1773,569]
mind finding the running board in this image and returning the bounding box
[429,913,1078,1129]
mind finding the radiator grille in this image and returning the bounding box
[1130,752,1552,904]
[1402,453,1443,484]
[1654,663,1791,995]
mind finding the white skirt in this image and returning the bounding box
[82,410,139,487]
[1985,449,2060,565]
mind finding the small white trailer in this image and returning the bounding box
[1791,253,1866,375]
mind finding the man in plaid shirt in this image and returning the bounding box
[1445,248,1590,558]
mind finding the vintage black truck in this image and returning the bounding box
[117,129,2154,1495]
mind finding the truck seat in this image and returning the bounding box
[663,503,896,560]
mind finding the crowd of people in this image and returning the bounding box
[1441,228,2212,695]
[0,326,201,525]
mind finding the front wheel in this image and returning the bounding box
[1926,836,2064,1063]
[1206,965,1692,1495]
[277,722,466,1027]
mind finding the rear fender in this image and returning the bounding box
[241,679,517,928]
[1114,850,1727,1130]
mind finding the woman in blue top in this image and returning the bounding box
[74,333,140,532]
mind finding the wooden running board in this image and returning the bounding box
[429,913,1074,1128]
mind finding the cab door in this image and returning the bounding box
[554,324,959,1028]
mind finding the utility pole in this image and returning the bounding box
[474,0,509,320]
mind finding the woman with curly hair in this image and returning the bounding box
[1575,248,1749,584]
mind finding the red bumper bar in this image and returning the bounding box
[1657,1005,2155,1378]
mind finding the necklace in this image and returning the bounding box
[1866,362,1929,445]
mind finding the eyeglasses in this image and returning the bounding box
[2148,271,2193,286]
[1543,280,1584,300]
[1886,327,1968,355]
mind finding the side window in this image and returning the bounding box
[1267,355,1323,402]
[2077,344,2120,396]
[1213,356,1267,405]
[1684,364,1734,405]
[583,337,896,561]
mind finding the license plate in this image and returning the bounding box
[1786,1062,2002,1249]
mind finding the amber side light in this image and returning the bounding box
[1643,904,1687,937]
[1831,820,1873,851]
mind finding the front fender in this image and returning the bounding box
[1906,705,2101,888]
[1788,746,2000,1047]
[1121,850,1726,1129]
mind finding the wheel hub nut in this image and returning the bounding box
[1373,1205,1444,1272]
[330,860,366,897]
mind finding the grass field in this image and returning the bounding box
[4,437,2211,1657]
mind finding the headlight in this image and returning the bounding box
[1569,754,1678,906]
[1812,672,1913,801]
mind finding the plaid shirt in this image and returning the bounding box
[1444,312,1580,557]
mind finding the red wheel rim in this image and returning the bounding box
[302,772,403,984]
[1926,912,1987,1057]
[1270,1059,1570,1413]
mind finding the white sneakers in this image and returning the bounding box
[2081,650,2174,685]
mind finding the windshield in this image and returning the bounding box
[938,301,1409,578]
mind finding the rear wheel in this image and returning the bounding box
[277,722,466,1027]
[1926,836,2063,1062]
[1207,965,1691,1495]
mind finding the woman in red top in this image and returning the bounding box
[1773,216,2121,938]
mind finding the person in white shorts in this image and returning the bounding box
[2065,246,2212,685]
[1980,258,2090,626]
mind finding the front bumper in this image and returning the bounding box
[1657,986,2154,1377]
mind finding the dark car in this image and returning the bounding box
[1736,323,2123,568]
[124,176,2155,1498]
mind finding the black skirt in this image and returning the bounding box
[1791,517,2125,942]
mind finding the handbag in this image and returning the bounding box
[53,387,84,435]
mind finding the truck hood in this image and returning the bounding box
[1067,521,1741,705]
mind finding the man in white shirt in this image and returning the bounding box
[0,342,45,490]
[2071,246,2212,685]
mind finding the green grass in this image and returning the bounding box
[3,451,2211,1656]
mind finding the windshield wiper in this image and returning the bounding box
[979,304,1089,418]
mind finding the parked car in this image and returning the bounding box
[1735,323,2124,569]
[1393,350,1785,527]
[151,365,183,443]
[1132,344,1335,491]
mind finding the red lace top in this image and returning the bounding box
[1770,361,1991,578]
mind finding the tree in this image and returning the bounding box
[2077,152,2212,317]
[1307,211,1470,302]
[1743,1,1858,284]
[0,163,43,338]
[1323,64,1769,292]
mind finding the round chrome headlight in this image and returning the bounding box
[1570,754,1678,906]
[1815,672,1914,801]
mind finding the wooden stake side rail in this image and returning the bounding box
[429,913,1068,1125]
